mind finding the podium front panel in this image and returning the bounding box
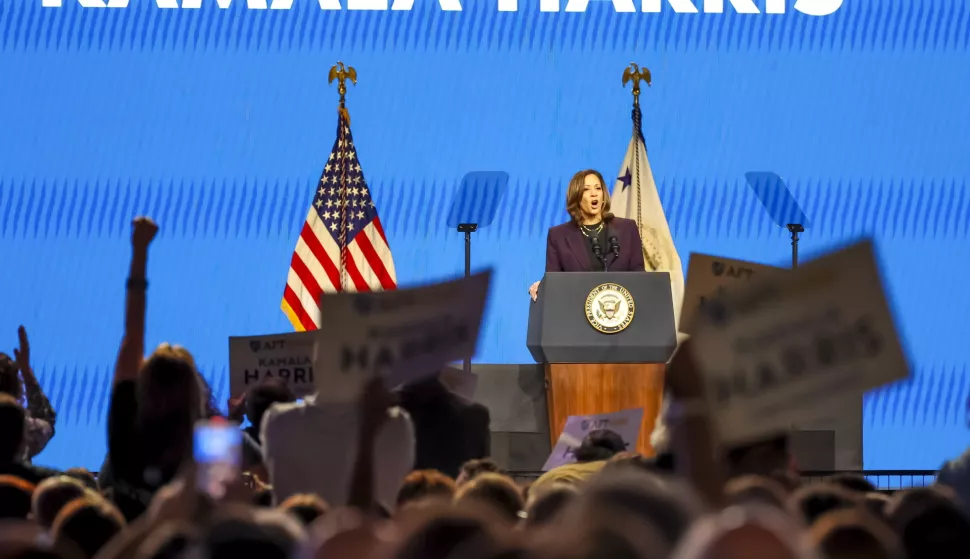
[527,271,677,364]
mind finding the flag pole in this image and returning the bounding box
[621,63,659,270]
[328,62,357,291]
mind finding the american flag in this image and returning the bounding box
[281,109,397,331]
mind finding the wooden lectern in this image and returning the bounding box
[526,272,677,457]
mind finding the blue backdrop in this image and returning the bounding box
[1,0,969,471]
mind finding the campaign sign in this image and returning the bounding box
[689,240,909,445]
[228,331,317,398]
[680,253,786,335]
[542,408,644,471]
[312,271,491,402]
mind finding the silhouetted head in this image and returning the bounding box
[826,473,877,494]
[725,476,788,509]
[0,475,36,519]
[788,484,863,525]
[456,458,505,487]
[246,379,296,436]
[889,487,970,559]
[574,429,626,463]
[397,470,457,510]
[523,483,579,529]
[51,496,126,558]
[277,494,329,526]
[32,476,89,529]
[455,473,524,524]
[810,508,903,559]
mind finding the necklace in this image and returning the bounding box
[580,222,604,237]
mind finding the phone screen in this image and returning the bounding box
[194,420,242,499]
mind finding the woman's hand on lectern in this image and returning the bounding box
[529,281,541,301]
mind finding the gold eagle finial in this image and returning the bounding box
[328,62,357,107]
[622,63,652,106]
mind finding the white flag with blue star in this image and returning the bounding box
[611,128,685,331]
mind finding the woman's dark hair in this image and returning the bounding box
[565,169,613,224]
[574,429,626,462]
[136,354,203,479]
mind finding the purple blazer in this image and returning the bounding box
[545,217,646,272]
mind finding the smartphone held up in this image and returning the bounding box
[194,418,242,500]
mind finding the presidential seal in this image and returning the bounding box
[585,283,635,334]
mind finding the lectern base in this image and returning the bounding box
[544,363,665,457]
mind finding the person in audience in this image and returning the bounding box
[395,373,490,479]
[530,429,627,495]
[936,444,970,515]
[133,521,198,559]
[107,218,206,521]
[456,458,506,487]
[671,505,821,559]
[0,394,58,484]
[826,473,877,494]
[788,483,864,524]
[278,493,329,525]
[392,504,520,559]
[239,379,296,446]
[454,472,524,524]
[64,468,98,490]
[809,508,904,559]
[397,469,457,510]
[0,474,36,518]
[32,475,90,529]
[522,482,578,528]
[531,506,667,559]
[602,450,676,477]
[727,435,794,479]
[261,376,415,509]
[51,495,126,558]
[889,486,970,559]
[864,492,892,519]
[724,475,788,509]
[581,470,705,550]
[0,326,56,462]
[202,508,308,559]
[0,520,80,559]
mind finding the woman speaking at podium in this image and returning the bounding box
[529,169,645,300]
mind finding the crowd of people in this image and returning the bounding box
[1,217,969,559]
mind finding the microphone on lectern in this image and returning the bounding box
[608,236,620,258]
[589,235,603,258]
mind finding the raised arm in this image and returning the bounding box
[14,326,56,458]
[114,217,158,385]
[14,327,55,428]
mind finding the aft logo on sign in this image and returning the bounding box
[42,0,844,16]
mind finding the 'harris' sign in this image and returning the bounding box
[41,0,845,17]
